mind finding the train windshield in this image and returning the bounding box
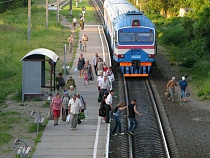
[119,33,135,42]
[118,32,154,43]
[136,33,153,42]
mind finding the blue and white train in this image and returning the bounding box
[104,0,156,77]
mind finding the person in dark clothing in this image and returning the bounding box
[112,102,127,136]
[105,90,114,123]
[179,76,188,102]
[128,99,143,135]
[100,91,109,122]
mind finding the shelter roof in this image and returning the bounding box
[21,48,59,62]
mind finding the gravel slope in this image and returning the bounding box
[151,47,210,158]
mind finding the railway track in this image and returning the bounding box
[125,78,170,157]
[91,0,179,157]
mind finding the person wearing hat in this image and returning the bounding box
[179,76,188,102]
[69,86,76,98]
[66,76,76,90]
[166,77,178,102]
[81,34,88,51]
[62,91,70,121]
[68,94,82,130]
[67,35,74,53]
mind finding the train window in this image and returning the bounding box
[119,33,135,42]
[136,33,153,42]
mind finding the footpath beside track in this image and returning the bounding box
[32,25,111,158]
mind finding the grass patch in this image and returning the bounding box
[0,111,20,145]
[28,123,47,133]
[0,0,97,157]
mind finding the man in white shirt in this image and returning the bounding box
[92,53,100,76]
[76,92,86,124]
[68,94,82,130]
[72,17,77,27]
[105,90,114,123]
[97,72,104,94]
[99,76,110,102]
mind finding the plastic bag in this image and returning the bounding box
[84,110,88,118]
[48,110,54,120]
[74,67,78,72]
[66,114,71,123]
[78,112,85,120]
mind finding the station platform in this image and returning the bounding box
[32,25,111,158]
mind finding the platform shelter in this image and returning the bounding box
[21,48,59,101]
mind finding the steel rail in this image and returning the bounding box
[124,77,133,158]
[145,79,171,158]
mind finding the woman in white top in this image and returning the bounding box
[97,72,104,94]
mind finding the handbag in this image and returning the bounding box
[99,107,106,117]
[98,94,101,102]
[66,114,71,123]
[165,91,170,98]
[62,112,66,122]
[186,92,190,97]
[48,110,54,120]
[78,112,85,120]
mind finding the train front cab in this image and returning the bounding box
[115,49,154,77]
[114,27,156,77]
[120,62,152,77]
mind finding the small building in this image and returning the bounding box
[21,48,59,101]
[178,8,193,17]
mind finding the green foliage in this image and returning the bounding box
[0,5,69,103]
[60,0,100,24]
[152,4,210,100]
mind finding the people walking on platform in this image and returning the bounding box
[72,17,77,27]
[166,77,178,102]
[50,92,63,126]
[103,63,108,76]
[92,53,100,76]
[105,90,114,123]
[76,92,86,124]
[99,75,110,102]
[128,99,143,135]
[66,76,76,90]
[67,35,74,53]
[68,94,82,130]
[77,53,85,78]
[80,17,84,30]
[62,91,70,120]
[69,86,76,98]
[81,34,88,51]
[83,70,89,87]
[97,72,104,94]
[99,91,109,122]
[112,102,127,136]
[106,66,115,90]
[57,73,65,92]
[83,60,93,81]
[96,58,103,76]
[179,76,188,102]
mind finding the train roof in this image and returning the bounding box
[104,0,155,29]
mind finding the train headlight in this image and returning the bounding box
[149,54,155,58]
[118,54,124,58]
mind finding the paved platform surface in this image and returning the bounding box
[32,25,111,158]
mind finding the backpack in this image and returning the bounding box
[81,96,86,109]
[59,78,65,87]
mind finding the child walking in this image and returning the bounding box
[83,71,89,87]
